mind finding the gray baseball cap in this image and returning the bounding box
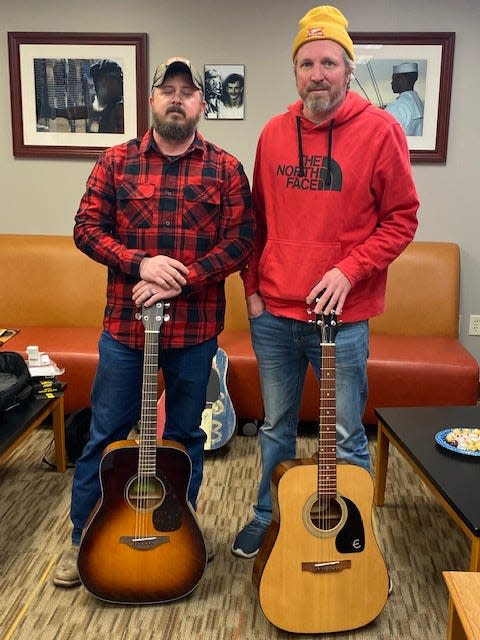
[151,56,203,92]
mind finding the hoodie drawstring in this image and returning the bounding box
[325,119,334,187]
[296,116,335,187]
[296,116,305,177]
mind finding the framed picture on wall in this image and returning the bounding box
[204,64,245,120]
[350,32,455,163]
[7,32,148,158]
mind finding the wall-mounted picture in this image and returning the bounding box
[204,64,245,120]
[7,32,148,158]
[350,32,455,163]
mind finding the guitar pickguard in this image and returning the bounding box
[335,497,365,553]
[153,492,183,531]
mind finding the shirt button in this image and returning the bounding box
[166,190,173,196]
[165,220,171,226]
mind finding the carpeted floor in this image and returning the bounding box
[0,424,470,640]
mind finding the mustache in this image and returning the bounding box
[166,106,186,116]
[307,83,330,92]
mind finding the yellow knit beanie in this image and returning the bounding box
[292,5,354,61]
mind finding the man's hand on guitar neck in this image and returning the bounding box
[132,279,181,306]
[133,255,190,306]
[306,267,351,317]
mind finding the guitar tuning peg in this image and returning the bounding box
[135,312,142,321]
[163,302,171,309]
[163,314,170,322]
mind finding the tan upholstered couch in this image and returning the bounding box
[1,235,478,423]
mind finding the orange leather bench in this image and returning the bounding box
[1,235,478,424]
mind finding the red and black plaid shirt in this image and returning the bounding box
[74,129,254,349]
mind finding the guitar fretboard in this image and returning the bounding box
[318,342,336,499]
[139,312,164,477]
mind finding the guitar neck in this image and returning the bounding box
[318,342,336,499]
[138,302,168,473]
[140,328,159,472]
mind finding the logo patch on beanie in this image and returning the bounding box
[307,27,324,38]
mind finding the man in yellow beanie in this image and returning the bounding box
[232,5,419,559]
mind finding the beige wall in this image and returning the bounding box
[1,0,480,367]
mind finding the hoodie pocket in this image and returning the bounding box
[259,239,342,303]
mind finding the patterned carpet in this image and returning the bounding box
[0,424,470,640]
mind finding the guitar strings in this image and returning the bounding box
[318,343,336,532]
[135,322,160,542]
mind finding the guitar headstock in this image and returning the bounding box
[307,291,340,344]
[136,302,170,332]
[314,310,339,344]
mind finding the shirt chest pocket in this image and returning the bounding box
[117,182,155,228]
[183,182,221,231]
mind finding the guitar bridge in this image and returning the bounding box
[119,535,169,550]
[302,560,351,573]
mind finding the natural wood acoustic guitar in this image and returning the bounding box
[77,302,207,604]
[253,309,389,633]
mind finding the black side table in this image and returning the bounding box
[1,392,66,471]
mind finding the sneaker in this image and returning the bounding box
[231,519,270,558]
[52,545,80,587]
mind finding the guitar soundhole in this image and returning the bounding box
[303,494,348,538]
[126,475,165,511]
[310,498,342,531]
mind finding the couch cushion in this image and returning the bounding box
[300,335,479,425]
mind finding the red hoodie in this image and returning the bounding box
[242,91,419,323]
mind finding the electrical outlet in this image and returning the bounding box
[469,315,480,336]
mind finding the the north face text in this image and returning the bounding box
[276,154,342,191]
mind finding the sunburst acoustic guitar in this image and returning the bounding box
[77,302,207,604]
[253,309,389,633]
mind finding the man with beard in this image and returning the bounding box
[232,5,419,559]
[89,59,124,133]
[53,57,254,587]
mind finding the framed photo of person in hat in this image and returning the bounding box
[348,32,455,163]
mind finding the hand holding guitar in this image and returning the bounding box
[306,267,351,317]
[133,255,189,305]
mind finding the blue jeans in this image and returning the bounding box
[70,330,217,545]
[250,311,369,524]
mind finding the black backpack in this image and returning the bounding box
[0,352,33,412]
[65,407,92,462]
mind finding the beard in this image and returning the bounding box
[152,106,202,142]
[299,78,348,118]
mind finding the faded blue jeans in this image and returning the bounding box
[70,330,217,545]
[250,311,369,524]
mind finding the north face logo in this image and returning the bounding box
[276,155,342,191]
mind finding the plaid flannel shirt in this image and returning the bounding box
[74,129,254,349]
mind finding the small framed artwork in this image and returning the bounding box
[7,32,148,158]
[204,64,245,120]
[350,32,455,163]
